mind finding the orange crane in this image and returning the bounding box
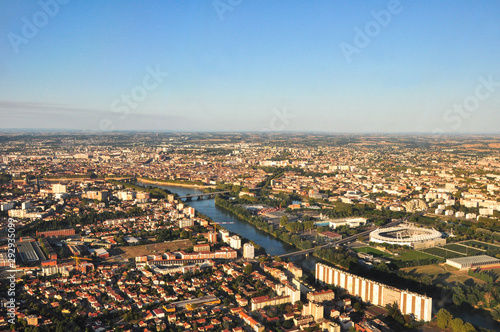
[71,256,93,265]
[211,221,234,233]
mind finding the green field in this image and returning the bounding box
[397,250,443,262]
[353,246,392,258]
[444,243,484,256]
[421,247,466,259]
[462,240,500,251]
[353,246,444,264]
[353,241,496,266]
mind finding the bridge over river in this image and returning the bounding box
[178,191,230,200]
[277,219,403,258]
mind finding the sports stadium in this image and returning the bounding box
[369,223,445,249]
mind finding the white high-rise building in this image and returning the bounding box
[52,184,67,194]
[243,243,254,259]
[230,235,241,250]
[21,201,31,210]
[220,230,231,243]
[178,219,194,228]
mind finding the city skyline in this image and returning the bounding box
[1,1,500,133]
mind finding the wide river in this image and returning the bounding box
[138,183,319,271]
[139,183,500,331]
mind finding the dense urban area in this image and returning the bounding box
[2,132,500,332]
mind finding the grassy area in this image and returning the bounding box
[397,250,443,262]
[354,246,447,264]
[462,240,500,251]
[401,264,480,285]
[421,247,466,259]
[444,243,485,256]
[402,264,453,275]
[353,246,393,258]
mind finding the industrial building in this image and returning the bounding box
[37,228,75,238]
[316,217,367,229]
[17,240,46,263]
[446,255,500,270]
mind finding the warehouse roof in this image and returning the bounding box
[446,255,500,265]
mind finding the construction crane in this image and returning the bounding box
[71,256,93,266]
[211,221,234,233]
[163,305,175,313]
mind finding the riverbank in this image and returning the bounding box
[213,197,353,272]
[131,183,500,330]
[137,177,214,189]
[214,196,311,252]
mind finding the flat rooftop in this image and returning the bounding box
[17,241,39,262]
[446,255,500,265]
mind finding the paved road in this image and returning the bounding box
[278,218,404,258]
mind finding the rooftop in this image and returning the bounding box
[446,255,500,265]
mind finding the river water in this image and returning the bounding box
[139,183,500,330]
[138,183,318,271]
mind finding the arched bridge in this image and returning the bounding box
[178,191,230,201]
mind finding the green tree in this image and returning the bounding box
[463,322,476,332]
[280,215,289,227]
[304,220,315,230]
[0,173,12,184]
[436,308,452,329]
[450,318,465,332]
[353,302,363,313]
[243,264,253,275]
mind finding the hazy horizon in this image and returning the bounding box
[2,1,499,133]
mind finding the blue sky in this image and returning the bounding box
[1,0,499,133]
